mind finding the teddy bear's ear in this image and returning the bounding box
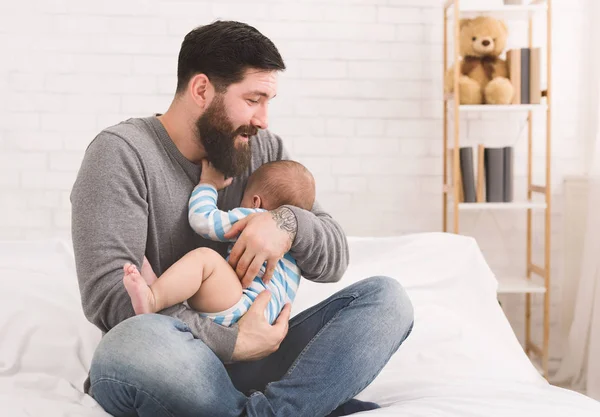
[459,19,472,30]
[499,20,508,34]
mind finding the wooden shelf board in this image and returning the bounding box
[497,276,546,294]
[444,96,547,112]
[458,201,547,210]
[446,2,548,19]
[458,104,547,112]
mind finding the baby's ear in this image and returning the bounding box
[253,195,262,209]
[459,18,472,30]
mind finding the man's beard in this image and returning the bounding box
[195,95,255,178]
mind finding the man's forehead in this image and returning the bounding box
[237,69,278,98]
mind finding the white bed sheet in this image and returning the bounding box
[0,233,598,416]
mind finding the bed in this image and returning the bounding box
[0,232,598,416]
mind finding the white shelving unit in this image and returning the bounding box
[444,94,548,112]
[455,104,547,112]
[458,201,547,210]
[442,0,552,378]
[497,276,546,294]
[445,1,548,19]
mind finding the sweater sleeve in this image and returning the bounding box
[263,132,350,283]
[188,184,263,242]
[71,132,238,363]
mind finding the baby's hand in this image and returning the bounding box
[200,159,233,190]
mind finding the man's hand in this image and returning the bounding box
[224,207,297,288]
[231,291,291,362]
[200,159,233,190]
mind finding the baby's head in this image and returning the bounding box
[241,161,315,211]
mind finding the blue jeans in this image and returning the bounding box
[89,276,414,417]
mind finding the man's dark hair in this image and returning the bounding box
[176,20,286,95]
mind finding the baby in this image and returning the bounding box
[123,159,316,327]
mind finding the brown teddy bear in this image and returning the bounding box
[444,16,514,105]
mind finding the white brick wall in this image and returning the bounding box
[0,0,592,373]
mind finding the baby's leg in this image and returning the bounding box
[140,257,157,285]
[147,247,242,314]
[124,248,242,315]
[123,263,157,314]
[184,248,243,313]
[122,257,158,315]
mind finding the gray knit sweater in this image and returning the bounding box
[70,116,349,363]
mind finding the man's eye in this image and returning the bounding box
[247,99,259,104]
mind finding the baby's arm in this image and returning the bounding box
[189,185,258,241]
[189,160,263,242]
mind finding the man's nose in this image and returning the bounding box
[251,104,269,130]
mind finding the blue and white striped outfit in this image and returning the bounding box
[188,184,301,327]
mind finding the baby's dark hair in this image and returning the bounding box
[245,161,315,211]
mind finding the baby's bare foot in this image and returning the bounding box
[123,263,156,314]
[141,257,158,285]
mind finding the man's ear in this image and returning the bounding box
[189,73,213,110]
[252,195,262,209]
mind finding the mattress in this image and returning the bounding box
[0,233,598,416]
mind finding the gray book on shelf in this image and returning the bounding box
[484,147,504,202]
[520,48,530,104]
[503,146,514,202]
[459,147,476,203]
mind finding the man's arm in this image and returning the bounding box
[272,134,349,283]
[71,133,237,362]
[278,202,349,283]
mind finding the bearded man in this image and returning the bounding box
[70,20,414,417]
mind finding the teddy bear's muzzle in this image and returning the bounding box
[474,38,495,55]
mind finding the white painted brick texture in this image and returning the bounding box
[0,0,591,371]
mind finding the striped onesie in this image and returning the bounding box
[188,184,301,327]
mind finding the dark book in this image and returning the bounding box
[484,147,504,202]
[503,146,514,202]
[459,147,476,203]
[520,48,531,104]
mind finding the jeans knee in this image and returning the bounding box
[91,315,191,383]
[362,276,415,337]
[90,314,243,416]
[90,315,210,394]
